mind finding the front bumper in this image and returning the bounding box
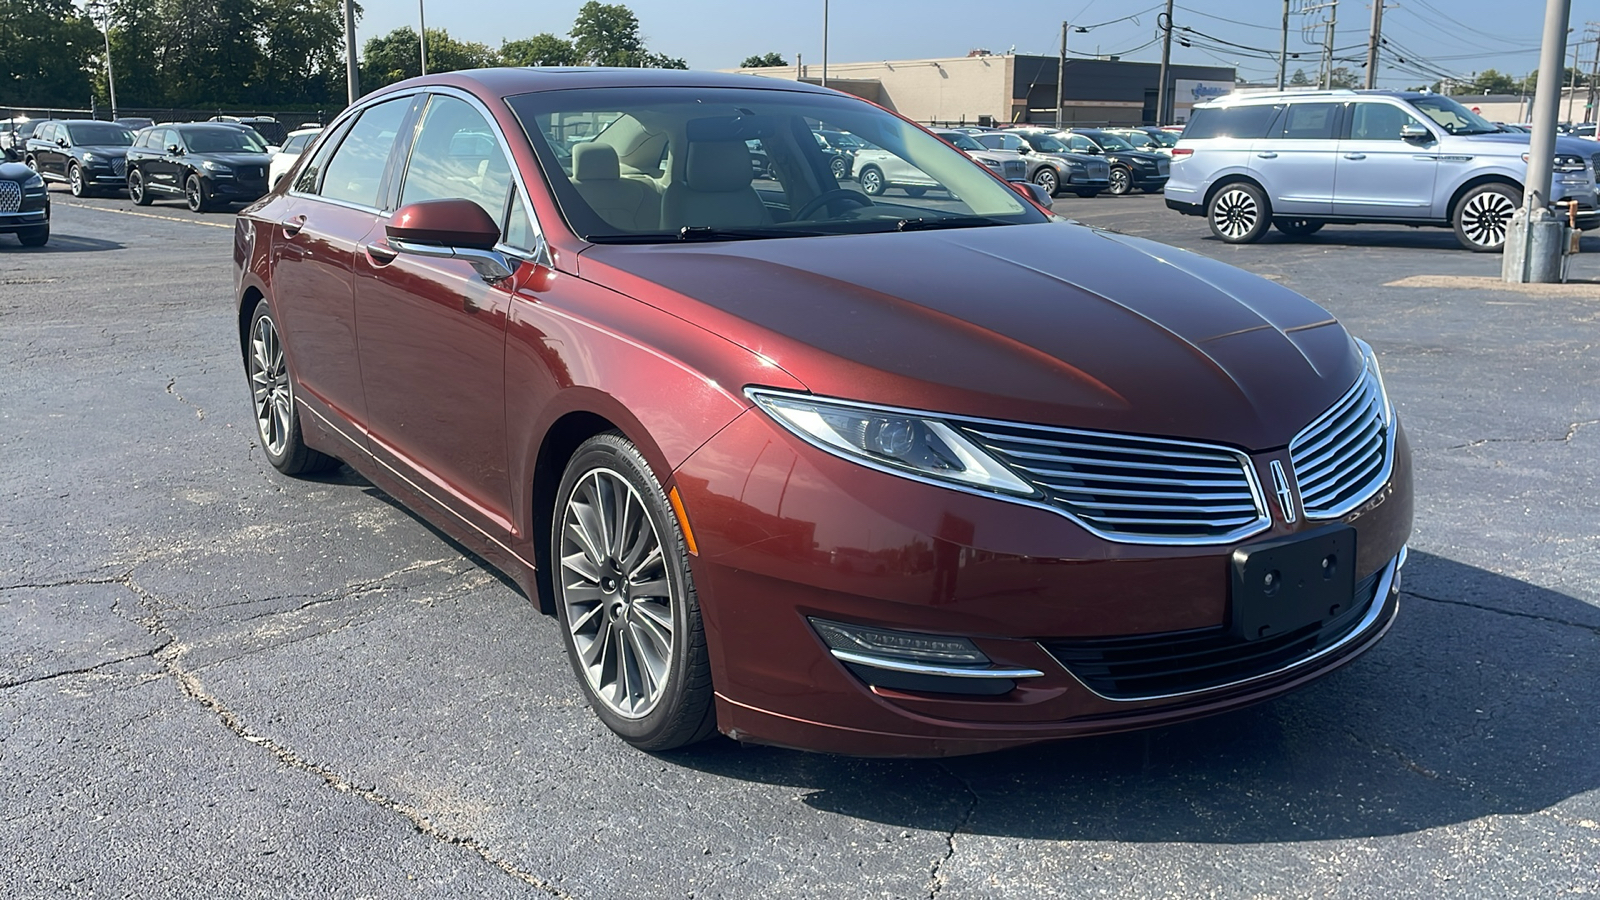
[674,408,1414,757]
[0,190,49,233]
[208,176,269,203]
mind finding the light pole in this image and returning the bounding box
[91,1,118,120]
[418,0,428,76]
[821,0,829,87]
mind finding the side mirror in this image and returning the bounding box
[1017,145,1032,155]
[1015,180,1053,211]
[386,198,516,285]
[57,137,69,147]
[1399,123,1431,142]
[166,144,182,155]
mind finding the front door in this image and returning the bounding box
[354,93,520,540]
[1333,101,1439,219]
[1249,101,1342,216]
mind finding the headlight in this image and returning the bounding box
[1554,153,1587,173]
[748,389,1035,496]
[82,152,98,163]
[1354,338,1393,426]
[201,160,232,174]
[1065,160,1086,170]
[22,172,44,189]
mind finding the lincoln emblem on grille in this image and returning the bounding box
[1270,460,1297,524]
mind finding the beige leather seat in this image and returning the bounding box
[571,143,659,231]
[661,140,772,230]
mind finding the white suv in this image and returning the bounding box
[1165,89,1599,251]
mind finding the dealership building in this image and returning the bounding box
[731,53,1236,127]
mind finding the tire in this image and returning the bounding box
[24,156,38,173]
[1207,181,1272,244]
[1108,166,1133,196]
[1073,188,1104,198]
[552,433,716,752]
[17,223,49,247]
[246,301,339,476]
[129,169,153,206]
[1453,182,1522,252]
[903,186,928,198]
[830,156,848,180]
[1273,218,1325,237]
[68,163,86,198]
[184,172,211,212]
[858,166,886,196]
[1031,166,1060,197]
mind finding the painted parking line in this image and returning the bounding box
[59,200,233,230]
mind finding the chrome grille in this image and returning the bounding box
[961,422,1268,544]
[111,158,126,177]
[1289,371,1390,518]
[0,181,20,213]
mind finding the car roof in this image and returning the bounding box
[366,66,842,101]
[1195,88,1423,109]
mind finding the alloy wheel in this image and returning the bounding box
[1033,168,1058,196]
[1459,189,1516,249]
[1109,168,1131,195]
[1211,187,1260,240]
[69,165,84,197]
[558,468,677,719]
[249,313,292,458]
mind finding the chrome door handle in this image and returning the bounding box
[364,241,398,263]
[1256,152,1278,159]
[1343,153,1367,160]
[281,214,306,237]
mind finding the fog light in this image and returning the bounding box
[809,618,989,666]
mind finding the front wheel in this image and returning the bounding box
[184,172,211,212]
[17,223,49,247]
[1273,217,1325,237]
[858,166,886,196]
[830,156,848,180]
[553,434,716,751]
[1108,166,1132,196]
[247,302,338,475]
[129,169,152,206]
[1207,182,1271,244]
[68,163,87,198]
[1031,167,1059,197]
[1453,183,1522,252]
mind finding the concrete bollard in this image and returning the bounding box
[1502,207,1570,283]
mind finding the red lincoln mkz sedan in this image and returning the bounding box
[234,68,1412,757]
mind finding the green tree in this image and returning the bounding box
[1289,68,1310,86]
[1470,68,1517,94]
[1327,66,1358,89]
[361,26,493,90]
[255,0,349,106]
[154,0,266,105]
[0,0,102,107]
[501,32,579,67]
[741,52,787,68]
[571,1,645,66]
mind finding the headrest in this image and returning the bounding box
[572,142,619,181]
[685,141,754,192]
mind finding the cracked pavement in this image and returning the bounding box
[1,193,1596,898]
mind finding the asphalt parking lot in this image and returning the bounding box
[3,188,1597,899]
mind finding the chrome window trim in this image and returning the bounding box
[1289,369,1397,521]
[744,387,1273,547]
[1047,545,1406,703]
[829,649,1044,680]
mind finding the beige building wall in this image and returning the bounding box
[731,55,1013,124]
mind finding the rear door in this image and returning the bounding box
[1332,100,1439,219]
[1250,101,1342,215]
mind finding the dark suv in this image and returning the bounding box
[0,159,50,245]
[24,120,137,197]
[1059,128,1170,195]
[126,123,272,211]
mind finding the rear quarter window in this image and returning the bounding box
[1183,105,1284,140]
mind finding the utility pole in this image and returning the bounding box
[1364,0,1384,89]
[1566,33,1580,122]
[344,0,360,104]
[821,0,829,87]
[1278,0,1290,89]
[1156,0,1175,125]
[1503,0,1572,283]
[1056,21,1068,129]
[1322,0,1339,88]
[1586,23,1599,123]
[95,1,118,120]
[418,0,427,76]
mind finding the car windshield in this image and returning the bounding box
[936,132,986,152]
[1086,132,1135,151]
[1407,95,1499,135]
[65,123,134,146]
[508,86,1043,243]
[1024,133,1068,152]
[184,128,268,153]
[1144,130,1178,147]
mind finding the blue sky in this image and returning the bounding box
[374,0,1599,89]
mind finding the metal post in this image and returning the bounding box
[1504,0,1572,283]
[98,2,118,120]
[1321,0,1338,89]
[821,0,828,87]
[418,0,427,76]
[344,0,360,103]
[1566,34,1579,122]
[1056,21,1068,129]
[1278,0,1290,89]
[1587,24,1600,123]
[1365,0,1383,89]
[1156,0,1174,126]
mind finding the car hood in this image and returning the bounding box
[1110,149,1167,163]
[1451,132,1599,156]
[0,160,37,181]
[1039,150,1101,165]
[579,223,1360,450]
[78,144,132,156]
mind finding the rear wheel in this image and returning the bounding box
[858,166,885,196]
[129,169,152,206]
[830,156,848,180]
[1207,182,1271,244]
[1453,182,1521,252]
[1273,218,1325,237]
[553,433,716,751]
[903,186,928,198]
[1031,166,1060,197]
[1073,187,1104,198]
[247,302,338,475]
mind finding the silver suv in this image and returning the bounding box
[1165,89,1599,251]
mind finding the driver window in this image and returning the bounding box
[398,95,516,228]
[1068,134,1095,153]
[1349,103,1422,141]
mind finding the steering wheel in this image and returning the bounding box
[793,189,873,220]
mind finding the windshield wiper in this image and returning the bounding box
[677,225,826,241]
[895,215,1014,232]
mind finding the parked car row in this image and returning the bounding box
[10,115,320,214]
